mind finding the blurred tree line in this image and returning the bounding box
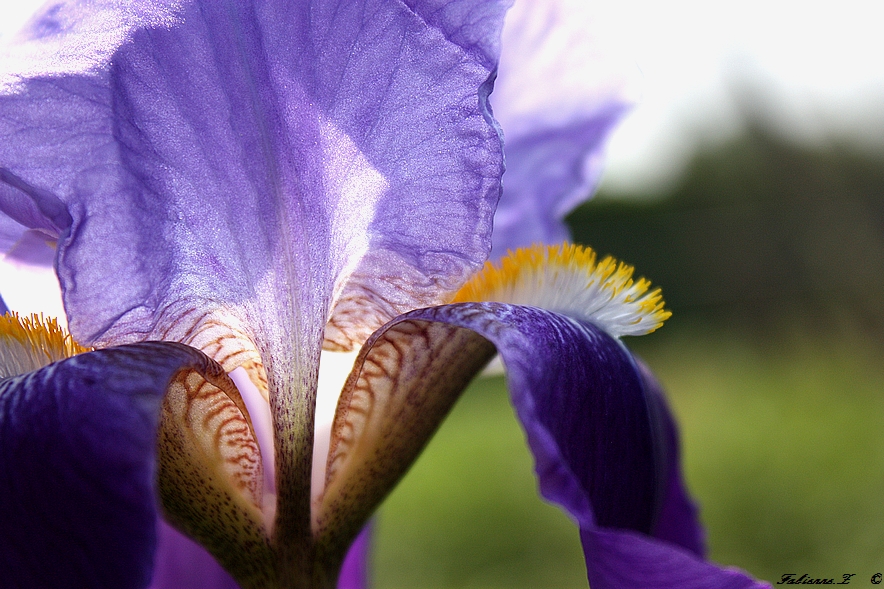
[566,123,884,337]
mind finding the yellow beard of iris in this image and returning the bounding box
[452,243,671,337]
[0,313,89,378]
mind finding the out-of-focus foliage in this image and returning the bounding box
[646,323,884,584]
[567,124,884,335]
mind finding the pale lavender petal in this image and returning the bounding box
[0,342,226,589]
[491,113,627,252]
[3,228,56,265]
[0,168,71,244]
[0,0,508,358]
[490,0,638,255]
[149,521,241,589]
[0,214,25,255]
[1,4,509,553]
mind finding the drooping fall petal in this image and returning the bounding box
[0,342,241,589]
[317,301,768,588]
[418,303,659,531]
[314,302,653,553]
[637,360,706,556]
[155,359,272,585]
[581,529,771,589]
[336,525,372,589]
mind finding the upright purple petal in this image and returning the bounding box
[403,0,510,72]
[0,0,509,357]
[490,0,638,254]
[1,2,510,555]
[2,227,56,265]
[0,342,229,589]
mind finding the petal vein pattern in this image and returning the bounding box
[316,319,496,556]
[0,0,506,364]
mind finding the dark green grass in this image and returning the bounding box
[642,325,884,583]
[372,324,884,587]
[372,374,587,588]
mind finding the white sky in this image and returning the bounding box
[598,0,884,194]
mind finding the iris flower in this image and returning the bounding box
[0,0,769,588]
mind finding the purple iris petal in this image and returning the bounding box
[391,302,767,588]
[491,113,628,251]
[0,342,225,589]
[0,168,70,244]
[581,529,771,589]
[490,0,637,255]
[638,359,706,556]
[0,226,56,266]
[404,302,658,531]
[0,0,507,355]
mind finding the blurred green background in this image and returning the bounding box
[371,123,884,587]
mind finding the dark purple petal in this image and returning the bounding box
[581,528,771,589]
[0,342,224,589]
[638,360,706,556]
[490,0,637,255]
[0,293,7,314]
[393,303,768,587]
[400,303,660,531]
[149,521,241,589]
